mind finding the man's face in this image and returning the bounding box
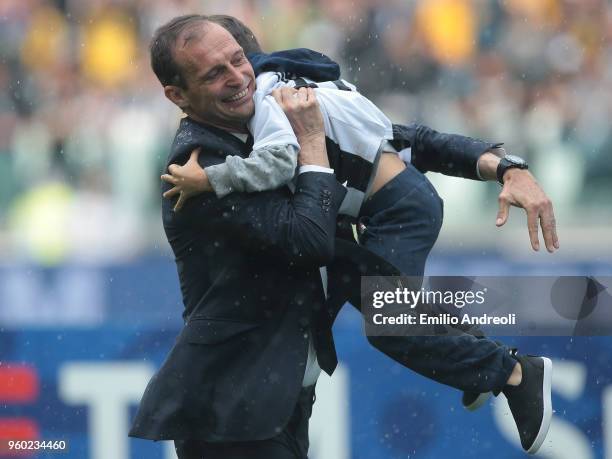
[170,22,256,131]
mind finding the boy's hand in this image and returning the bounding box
[161,148,210,212]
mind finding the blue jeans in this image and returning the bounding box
[358,165,516,393]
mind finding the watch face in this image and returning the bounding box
[505,155,527,166]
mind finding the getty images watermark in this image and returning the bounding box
[361,276,611,337]
[371,285,516,326]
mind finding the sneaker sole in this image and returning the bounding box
[464,392,492,411]
[526,357,553,454]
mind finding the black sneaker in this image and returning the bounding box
[503,355,553,454]
[462,391,491,411]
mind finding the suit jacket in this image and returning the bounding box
[129,118,348,441]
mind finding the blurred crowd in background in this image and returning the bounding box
[1,0,611,264]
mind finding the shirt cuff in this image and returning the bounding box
[475,160,484,181]
[477,145,506,181]
[299,165,334,175]
[383,140,398,153]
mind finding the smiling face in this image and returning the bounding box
[166,21,256,132]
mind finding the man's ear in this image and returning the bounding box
[164,85,189,111]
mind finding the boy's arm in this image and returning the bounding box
[207,85,303,197]
[205,144,298,198]
[161,144,297,211]
[163,88,302,209]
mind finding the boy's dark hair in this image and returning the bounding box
[208,15,263,55]
[150,14,263,88]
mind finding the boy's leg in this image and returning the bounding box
[354,165,552,453]
[356,164,516,392]
[359,163,442,279]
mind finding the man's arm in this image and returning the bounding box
[392,123,559,253]
[476,148,559,252]
[168,168,345,267]
[391,123,499,180]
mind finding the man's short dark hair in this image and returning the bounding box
[150,14,263,88]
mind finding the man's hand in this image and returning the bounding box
[497,169,559,252]
[161,148,210,212]
[271,87,329,167]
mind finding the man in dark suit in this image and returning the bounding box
[128,18,347,459]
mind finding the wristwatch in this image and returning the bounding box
[497,154,528,184]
